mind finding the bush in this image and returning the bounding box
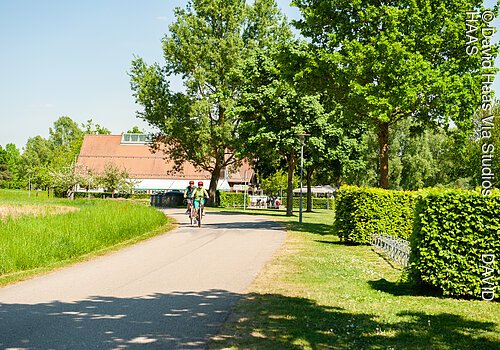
[334,185,416,244]
[218,191,250,208]
[281,196,334,210]
[409,190,500,299]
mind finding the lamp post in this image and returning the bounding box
[243,170,247,211]
[297,133,310,223]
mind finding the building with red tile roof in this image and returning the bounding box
[76,134,253,192]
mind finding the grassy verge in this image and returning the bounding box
[0,190,175,286]
[209,208,500,350]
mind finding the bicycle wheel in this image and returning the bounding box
[189,206,193,225]
[198,205,202,227]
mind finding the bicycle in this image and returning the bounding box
[197,202,202,227]
[189,204,196,226]
[193,200,205,227]
[186,198,195,225]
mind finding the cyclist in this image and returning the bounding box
[192,181,209,219]
[183,180,196,214]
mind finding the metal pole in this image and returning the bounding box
[299,142,304,224]
[243,170,247,211]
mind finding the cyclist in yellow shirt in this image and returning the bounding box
[192,181,209,218]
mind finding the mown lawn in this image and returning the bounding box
[0,189,175,285]
[209,208,500,350]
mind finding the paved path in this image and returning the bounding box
[0,208,285,350]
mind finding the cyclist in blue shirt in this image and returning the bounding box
[183,180,196,214]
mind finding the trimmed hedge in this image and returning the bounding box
[281,196,335,210]
[409,190,500,299]
[218,192,250,208]
[334,186,416,244]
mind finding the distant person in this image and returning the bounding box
[184,181,196,214]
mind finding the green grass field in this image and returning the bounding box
[0,189,174,285]
[209,208,500,350]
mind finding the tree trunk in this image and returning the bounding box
[286,156,296,216]
[378,122,390,189]
[306,167,313,212]
[208,166,220,206]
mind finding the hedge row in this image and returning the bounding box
[218,192,250,208]
[281,196,335,210]
[409,190,500,299]
[334,186,415,244]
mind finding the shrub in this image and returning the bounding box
[334,185,416,244]
[409,190,500,299]
[281,196,334,210]
[218,191,250,208]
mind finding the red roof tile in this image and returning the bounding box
[76,134,252,182]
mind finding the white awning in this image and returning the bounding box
[292,185,337,194]
[134,178,231,191]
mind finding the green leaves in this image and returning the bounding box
[130,0,290,200]
[334,185,416,244]
[409,189,500,299]
[293,0,497,188]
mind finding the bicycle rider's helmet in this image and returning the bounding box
[189,180,194,185]
[198,181,204,186]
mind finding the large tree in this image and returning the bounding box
[0,143,21,189]
[293,0,496,188]
[236,45,331,216]
[130,0,289,203]
[0,146,12,187]
[273,41,366,211]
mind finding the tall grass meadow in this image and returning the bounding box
[0,190,170,279]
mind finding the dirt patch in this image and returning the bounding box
[0,205,79,220]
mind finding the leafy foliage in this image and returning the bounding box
[130,0,290,202]
[293,0,497,188]
[347,120,478,190]
[334,185,416,244]
[98,163,132,198]
[0,146,12,186]
[409,190,500,299]
[281,196,335,211]
[217,191,249,208]
[260,170,295,196]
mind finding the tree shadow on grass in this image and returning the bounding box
[212,293,500,350]
[1,290,497,349]
[368,278,426,297]
[286,221,336,237]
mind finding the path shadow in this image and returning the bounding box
[211,293,500,349]
[203,220,284,231]
[209,210,290,218]
[0,290,239,350]
[2,290,497,349]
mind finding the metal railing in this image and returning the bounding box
[371,233,411,267]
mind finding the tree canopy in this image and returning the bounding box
[293,0,496,188]
[130,0,290,202]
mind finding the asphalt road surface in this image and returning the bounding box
[0,208,286,350]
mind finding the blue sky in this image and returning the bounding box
[0,0,498,149]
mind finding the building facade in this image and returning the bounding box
[76,134,253,193]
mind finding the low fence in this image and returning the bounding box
[371,233,411,266]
